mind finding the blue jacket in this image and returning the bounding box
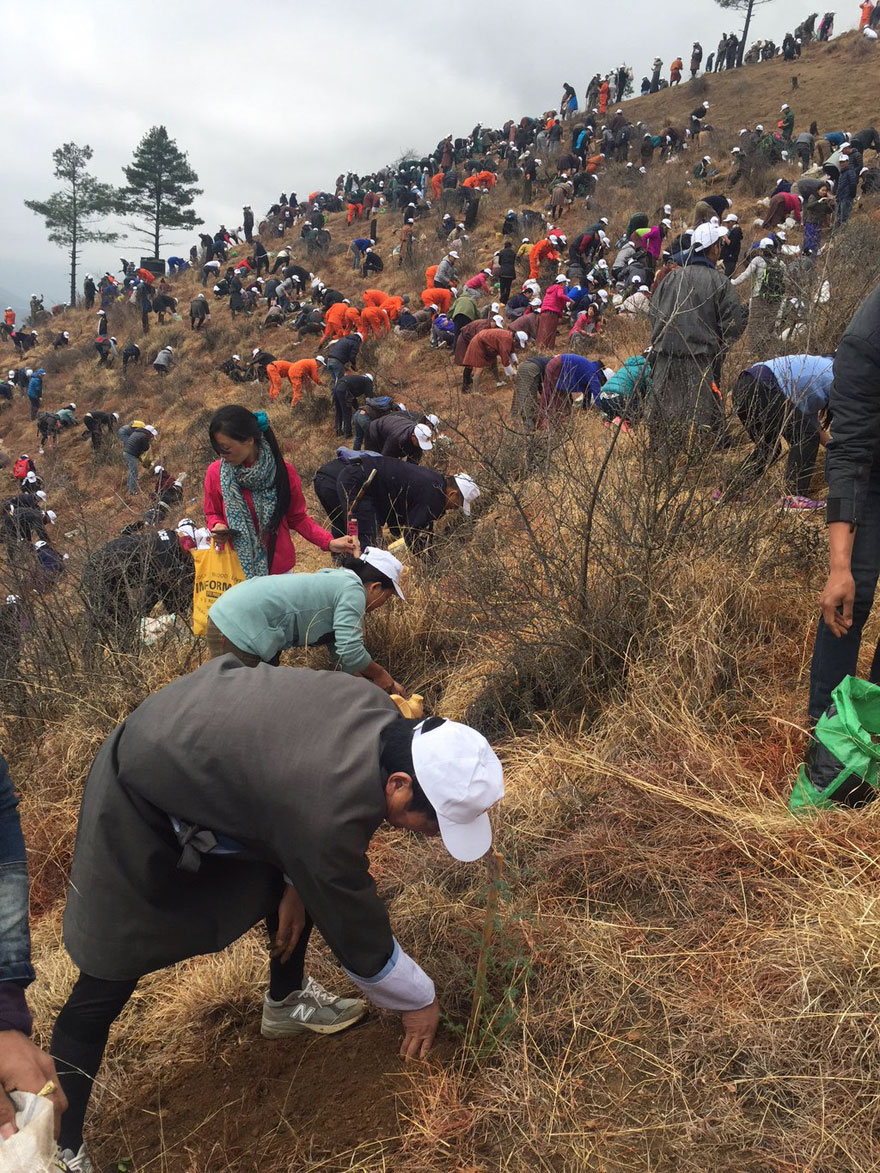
[837,166,858,203]
[825,131,847,146]
[352,238,373,253]
[751,356,833,417]
[557,355,605,401]
[0,755,34,1034]
[27,374,42,401]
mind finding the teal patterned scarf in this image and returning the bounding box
[219,439,278,578]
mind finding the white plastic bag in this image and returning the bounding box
[0,1091,56,1172]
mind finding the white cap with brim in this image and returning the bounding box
[691,223,728,251]
[413,423,434,451]
[453,473,480,516]
[360,545,406,600]
[410,718,504,861]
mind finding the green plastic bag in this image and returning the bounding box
[789,676,880,811]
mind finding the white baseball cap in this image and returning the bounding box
[691,223,728,251]
[413,423,434,451]
[515,331,528,347]
[453,473,480,516]
[410,718,504,861]
[360,545,405,600]
[35,490,47,501]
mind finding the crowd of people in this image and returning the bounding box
[2,8,880,1170]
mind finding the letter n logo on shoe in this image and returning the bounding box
[288,1003,316,1023]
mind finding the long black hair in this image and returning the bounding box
[208,405,291,538]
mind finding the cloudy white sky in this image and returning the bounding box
[3,0,847,313]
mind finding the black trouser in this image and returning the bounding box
[729,372,820,497]
[499,276,514,302]
[332,384,354,436]
[52,908,313,1153]
[313,466,347,537]
[452,313,471,344]
[271,257,287,274]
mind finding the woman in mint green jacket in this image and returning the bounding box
[206,549,406,693]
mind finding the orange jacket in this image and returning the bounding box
[425,264,439,288]
[477,171,496,188]
[421,287,452,313]
[325,302,349,328]
[382,295,404,321]
[363,289,388,307]
[361,306,391,334]
[289,358,322,384]
[598,82,609,113]
[3,310,14,326]
[431,172,443,197]
[343,305,361,332]
[462,175,480,189]
[586,154,605,174]
[531,239,558,265]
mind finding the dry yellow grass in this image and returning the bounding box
[5,29,880,1172]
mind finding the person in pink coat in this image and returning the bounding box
[537,277,573,348]
[204,404,356,577]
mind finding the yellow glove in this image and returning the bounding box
[390,693,424,719]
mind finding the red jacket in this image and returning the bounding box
[541,285,572,314]
[203,459,331,574]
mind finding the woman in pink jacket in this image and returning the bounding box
[536,277,573,348]
[204,405,355,578]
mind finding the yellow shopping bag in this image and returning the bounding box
[190,538,246,636]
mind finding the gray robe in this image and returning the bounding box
[63,658,400,982]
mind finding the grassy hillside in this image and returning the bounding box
[6,30,880,1173]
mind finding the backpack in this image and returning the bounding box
[758,257,785,303]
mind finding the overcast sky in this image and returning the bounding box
[3,0,844,313]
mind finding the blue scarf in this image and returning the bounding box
[219,440,278,578]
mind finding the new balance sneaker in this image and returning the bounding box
[261,977,366,1037]
[56,1146,94,1172]
[782,494,825,511]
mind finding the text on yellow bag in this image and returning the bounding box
[190,538,246,636]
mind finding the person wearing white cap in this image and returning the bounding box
[117,420,155,495]
[779,103,795,142]
[434,252,458,289]
[460,326,524,392]
[314,453,479,552]
[50,660,504,1164]
[618,284,652,316]
[206,548,407,685]
[649,221,747,458]
[152,345,174,376]
[719,214,743,276]
[364,413,435,462]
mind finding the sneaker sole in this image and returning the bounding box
[260,1008,366,1038]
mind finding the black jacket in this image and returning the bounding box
[120,426,152,458]
[498,246,517,277]
[826,285,880,526]
[340,374,376,403]
[327,335,361,367]
[364,413,423,461]
[322,456,446,552]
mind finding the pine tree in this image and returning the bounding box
[24,143,121,307]
[121,126,203,259]
[715,0,777,67]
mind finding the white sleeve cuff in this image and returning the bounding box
[343,939,435,1011]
